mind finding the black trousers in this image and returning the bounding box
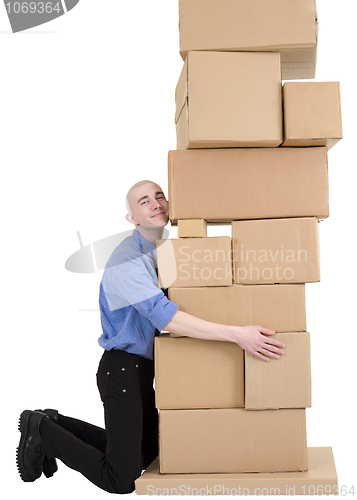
[41,349,158,493]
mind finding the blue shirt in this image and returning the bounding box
[98,228,178,360]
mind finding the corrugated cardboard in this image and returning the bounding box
[176,51,282,149]
[157,237,232,288]
[168,284,306,333]
[178,0,318,80]
[155,335,244,410]
[283,82,343,150]
[245,332,311,410]
[135,448,338,495]
[168,148,329,223]
[178,219,207,238]
[232,218,320,284]
[159,408,308,474]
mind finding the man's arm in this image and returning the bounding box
[164,310,285,362]
[105,250,284,362]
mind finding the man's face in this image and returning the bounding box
[128,182,169,228]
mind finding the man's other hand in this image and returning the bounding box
[229,325,285,362]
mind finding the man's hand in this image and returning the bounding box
[228,325,285,362]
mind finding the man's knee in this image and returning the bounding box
[112,480,135,494]
[109,474,137,494]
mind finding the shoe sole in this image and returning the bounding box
[16,410,40,482]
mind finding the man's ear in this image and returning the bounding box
[126,213,138,226]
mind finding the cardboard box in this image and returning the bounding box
[245,332,311,410]
[178,219,207,238]
[155,336,244,410]
[157,237,232,288]
[168,284,306,333]
[176,51,282,149]
[232,218,320,284]
[159,408,308,474]
[283,82,343,150]
[168,148,329,223]
[136,448,338,495]
[178,0,318,80]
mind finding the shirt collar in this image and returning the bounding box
[132,228,156,256]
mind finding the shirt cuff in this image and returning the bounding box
[149,295,178,332]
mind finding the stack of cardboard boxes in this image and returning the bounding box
[136,0,341,494]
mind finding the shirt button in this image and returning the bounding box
[106,372,110,375]
[136,364,139,368]
[122,367,125,371]
[123,389,127,393]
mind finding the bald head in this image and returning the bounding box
[126,180,153,213]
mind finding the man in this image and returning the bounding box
[17,180,285,493]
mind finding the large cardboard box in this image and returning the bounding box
[159,408,308,474]
[136,448,338,495]
[155,336,244,410]
[283,82,343,150]
[232,218,320,285]
[168,284,306,333]
[179,0,318,80]
[176,51,282,149]
[168,148,329,223]
[157,237,232,288]
[245,332,311,410]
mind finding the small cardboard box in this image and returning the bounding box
[283,82,342,150]
[168,284,306,333]
[168,148,329,223]
[136,448,338,495]
[157,237,232,288]
[178,219,207,238]
[154,336,244,410]
[159,408,308,474]
[176,51,282,149]
[232,218,320,284]
[178,0,318,80]
[245,332,311,410]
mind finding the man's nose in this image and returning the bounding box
[151,200,161,210]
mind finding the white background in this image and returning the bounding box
[1,0,356,497]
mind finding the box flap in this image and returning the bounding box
[245,332,311,409]
[175,54,189,124]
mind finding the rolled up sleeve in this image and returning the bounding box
[102,253,178,331]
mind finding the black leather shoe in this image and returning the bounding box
[38,408,59,424]
[16,410,49,482]
[35,408,59,478]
